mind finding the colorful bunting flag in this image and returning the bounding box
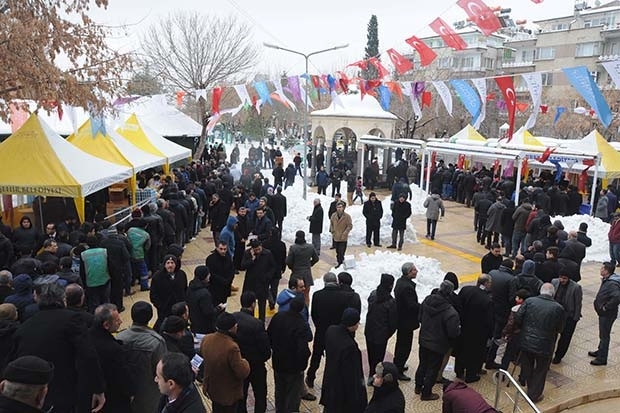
[378,85,392,110]
[175,91,186,107]
[347,60,368,70]
[405,36,438,66]
[429,18,468,51]
[432,81,453,115]
[253,81,272,106]
[554,106,567,124]
[457,0,502,36]
[368,57,390,79]
[386,48,413,74]
[422,91,432,108]
[211,87,223,114]
[562,66,613,128]
[450,79,481,123]
[495,76,517,141]
[285,76,302,103]
[471,78,487,130]
[522,72,543,129]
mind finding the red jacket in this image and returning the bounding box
[609,217,620,243]
[442,381,497,413]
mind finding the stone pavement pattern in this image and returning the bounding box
[120,190,619,412]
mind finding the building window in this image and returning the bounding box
[542,72,553,86]
[575,42,601,57]
[438,57,451,69]
[535,47,555,60]
[484,57,494,69]
[521,49,535,62]
[551,23,569,31]
[460,57,474,69]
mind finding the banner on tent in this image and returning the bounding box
[0,185,67,196]
[523,153,580,164]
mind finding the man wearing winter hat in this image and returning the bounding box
[200,312,250,412]
[320,308,367,412]
[0,355,54,413]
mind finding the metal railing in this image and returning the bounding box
[494,369,541,413]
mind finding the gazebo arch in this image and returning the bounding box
[310,93,397,177]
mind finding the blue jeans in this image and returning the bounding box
[609,242,620,267]
[511,231,526,256]
[597,315,616,362]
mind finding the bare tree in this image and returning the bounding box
[0,0,131,121]
[140,12,259,159]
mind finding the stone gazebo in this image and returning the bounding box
[309,93,397,177]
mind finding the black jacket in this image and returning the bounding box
[99,233,131,277]
[89,326,136,413]
[267,310,312,373]
[311,283,348,341]
[488,265,514,325]
[394,276,420,331]
[205,251,235,305]
[418,293,461,355]
[240,248,277,300]
[515,294,565,356]
[480,252,502,274]
[309,204,324,234]
[271,193,287,223]
[320,324,367,413]
[156,384,206,413]
[458,286,493,347]
[0,394,43,413]
[150,269,188,326]
[233,308,271,365]
[186,279,218,334]
[364,290,398,344]
[594,274,620,317]
[391,200,412,230]
[363,199,383,224]
[0,320,18,373]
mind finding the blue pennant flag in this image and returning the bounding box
[89,115,106,137]
[450,79,481,124]
[253,81,273,106]
[550,160,563,183]
[562,66,613,128]
[554,106,566,125]
[378,85,392,111]
[326,74,337,92]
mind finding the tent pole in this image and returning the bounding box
[419,149,426,188]
[589,155,601,216]
[425,151,433,195]
[38,197,44,230]
[515,155,522,206]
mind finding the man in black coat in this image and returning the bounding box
[252,208,273,246]
[486,259,514,368]
[99,227,131,311]
[271,186,287,229]
[558,231,586,281]
[393,262,420,380]
[388,194,412,250]
[362,192,384,247]
[240,239,278,321]
[205,241,235,306]
[308,198,324,257]
[150,255,188,332]
[320,308,367,413]
[186,266,221,335]
[10,283,105,413]
[455,275,494,383]
[0,355,54,413]
[89,303,136,413]
[481,243,503,274]
[306,272,347,389]
[233,292,271,413]
[338,272,362,313]
[267,297,312,413]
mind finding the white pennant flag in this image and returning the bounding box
[401,81,422,120]
[471,78,487,130]
[522,72,543,130]
[270,77,297,111]
[602,60,620,89]
[195,89,207,101]
[233,84,252,106]
[432,81,452,116]
[298,82,314,110]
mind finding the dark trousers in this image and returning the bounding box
[366,339,388,378]
[455,340,486,380]
[213,401,238,413]
[394,328,414,372]
[414,346,444,396]
[391,228,405,248]
[274,371,303,413]
[597,315,616,362]
[109,273,124,310]
[86,281,111,313]
[331,182,341,197]
[554,317,578,361]
[476,219,487,242]
[334,241,347,265]
[268,278,280,310]
[426,219,438,239]
[519,351,551,401]
[306,338,325,383]
[238,363,267,413]
[317,185,327,195]
[483,230,499,247]
[257,297,266,321]
[366,222,380,246]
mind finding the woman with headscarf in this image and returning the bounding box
[150,254,188,331]
[364,361,405,413]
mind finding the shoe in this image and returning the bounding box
[140,286,150,292]
[387,245,397,249]
[420,393,440,401]
[335,263,342,269]
[465,375,481,383]
[305,376,314,389]
[436,377,450,384]
[485,362,501,370]
[124,291,135,297]
[375,244,382,247]
[414,385,422,394]
[518,377,526,386]
[479,369,487,375]
[396,373,411,381]
[590,359,607,366]
[367,244,372,248]
[301,393,316,401]
[425,234,431,239]
[329,246,336,250]
[551,357,561,364]
[397,247,402,251]
[430,237,435,240]
[118,306,125,313]
[588,350,599,358]
[403,365,409,371]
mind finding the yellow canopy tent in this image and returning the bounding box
[448,124,487,145]
[568,130,620,179]
[115,114,192,175]
[499,127,546,149]
[67,119,167,203]
[0,114,133,222]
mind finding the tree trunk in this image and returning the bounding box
[193,98,208,161]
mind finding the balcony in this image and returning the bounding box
[502,61,535,68]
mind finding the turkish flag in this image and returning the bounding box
[347,59,368,70]
[457,0,502,36]
[405,36,437,67]
[531,0,543,3]
[386,48,413,74]
[495,76,517,141]
[429,18,468,51]
[368,57,390,79]
[211,87,223,114]
[421,91,432,108]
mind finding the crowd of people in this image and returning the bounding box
[0,142,619,413]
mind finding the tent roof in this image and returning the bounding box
[116,114,192,165]
[448,124,487,144]
[0,101,89,136]
[0,114,133,198]
[499,127,546,149]
[572,130,620,178]
[310,93,398,120]
[67,119,167,173]
[115,95,203,137]
[358,135,425,149]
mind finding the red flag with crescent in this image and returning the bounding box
[347,60,368,70]
[578,165,591,192]
[176,91,186,107]
[404,36,437,67]
[457,0,502,36]
[386,48,413,74]
[521,158,529,179]
[429,18,468,51]
[495,76,516,141]
[536,147,556,163]
[457,154,465,169]
[421,91,432,108]
[368,57,390,79]
[211,87,223,114]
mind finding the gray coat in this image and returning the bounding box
[116,324,167,413]
[595,195,609,219]
[423,194,445,220]
[485,200,506,232]
[286,242,319,286]
[551,278,583,321]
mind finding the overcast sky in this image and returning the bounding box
[96,0,578,77]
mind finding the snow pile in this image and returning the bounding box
[310,250,447,323]
[410,183,428,215]
[279,179,417,246]
[550,214,610,263]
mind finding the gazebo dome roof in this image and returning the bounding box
[310,93,398,120]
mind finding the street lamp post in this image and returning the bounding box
[263,42,348,200]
